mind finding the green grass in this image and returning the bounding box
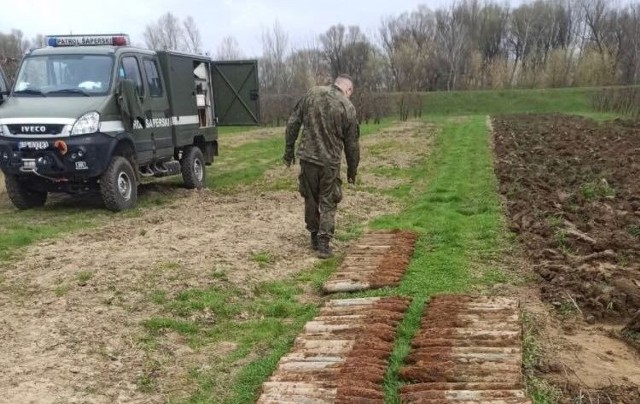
[210,118,396,192]
[141,258,340,402]
[76,271,94,284]
[250,251,275,268]
[580,179,616,200]
[422,87,598,116]
[217,126,263,136]
[522,312,562,403]
[208,135,282,191]
[54,284,70,297]
[367,116,510,403]
[0,206,101,261]
[170,114,514,403]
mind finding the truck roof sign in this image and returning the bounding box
[46,34,129,47]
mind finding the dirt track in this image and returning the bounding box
[0,122,432,403]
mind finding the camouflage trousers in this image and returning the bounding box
[298,160,343,238]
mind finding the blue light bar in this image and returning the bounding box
[45,34,130,47]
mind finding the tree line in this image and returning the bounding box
[255,0,640,94]
[2,0,639,123]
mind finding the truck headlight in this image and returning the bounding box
[71,112,100,135]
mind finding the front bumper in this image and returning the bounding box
[0,133,117,180]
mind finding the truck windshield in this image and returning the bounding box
[14,54,114,97]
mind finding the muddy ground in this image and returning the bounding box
[493,114,640,402]
[0,122,432,403]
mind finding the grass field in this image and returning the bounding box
[421,87,597,116]
[0,86,625,403]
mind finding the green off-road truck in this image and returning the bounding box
[0,34,259,211]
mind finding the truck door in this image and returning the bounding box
[210,60,260,125]
[141,56,172,159]
[119,55,153,164]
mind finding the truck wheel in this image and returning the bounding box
[4,175,47,209]
[100,156,137,212]
[181,146,206,189]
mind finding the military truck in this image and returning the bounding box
[0,34,259,211]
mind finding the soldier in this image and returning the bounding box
[283,74,360,259]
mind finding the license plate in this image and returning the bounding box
[18,141,49,150]
[22,159,36,170]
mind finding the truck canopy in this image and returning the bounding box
[157,52,260,127]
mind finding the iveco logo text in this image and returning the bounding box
[21,126,47,133]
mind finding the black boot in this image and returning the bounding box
[316,236,333,259]
[310,232,319,251]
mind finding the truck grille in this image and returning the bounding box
[6,124,66,135]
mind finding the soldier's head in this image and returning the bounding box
[334,74,354,99]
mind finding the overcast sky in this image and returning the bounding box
[1,0,489,57]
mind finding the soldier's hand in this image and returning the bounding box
[283,153,295,168]
[347,175,356,185]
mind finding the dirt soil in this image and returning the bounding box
[0,121,430,404]
[492,114,640,402]
[493,114,640,322]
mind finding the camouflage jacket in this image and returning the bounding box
[285,84,360,179]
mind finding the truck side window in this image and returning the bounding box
[120,56,144,97]
[143,59,163,97]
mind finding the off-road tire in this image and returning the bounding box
[100,156,137,212]
[181,146,205,189]
[4,175,47,209]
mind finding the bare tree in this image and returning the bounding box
[30,34,46,50]
[288,39,330,92]
[581,0,609,57]
[320,25,347,77]
[183,16,203,54]
[0,30,30,80]
[379,6,439,91]
[508,3,534,84]
[612,3,640,84]
[553,0,585,86]
[436,2,469,90]
[144,12,185,51]
[320,25,375,89]
[216,36,245,60]
[260,20,291,94]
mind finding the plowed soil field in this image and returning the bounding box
[493,114,640,402]
[493,114,640,324]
